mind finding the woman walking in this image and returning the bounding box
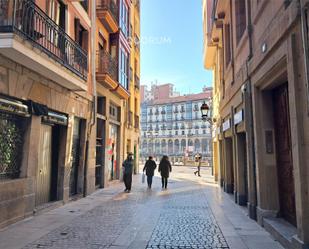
[143,156,157,189]
[158,155,172,189]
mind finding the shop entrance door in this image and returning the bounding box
[273,83,296,226]
[70,118,81,196]
[36,124,52,206]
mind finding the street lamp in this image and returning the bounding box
[200,100,215,176]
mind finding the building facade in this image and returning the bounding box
[0,0,95,227]
[0,0,140,228]
[140,85,213,165]
[204,0,309,248]
[95,0,140,186]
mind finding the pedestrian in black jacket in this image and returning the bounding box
[122,153,134,193]
[143,156,157,189]
[158,155,172,189]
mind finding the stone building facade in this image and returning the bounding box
[0,0,95,227]
[140,85,213,165]
[0,0,141,229]
[204,0,309,248]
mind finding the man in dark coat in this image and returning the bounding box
[158,155,172,189]
[123,153,134,192]
[143,156,157,189]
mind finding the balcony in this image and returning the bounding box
[134,74,140,90]
[97,0,118,33]
[96,50,118,89]
[0,0,88,91]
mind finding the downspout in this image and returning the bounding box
[229,0,235,85]
[300,0,309,114]
[84,0,97,197]
[245,0,257,220]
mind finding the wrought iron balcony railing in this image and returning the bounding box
[97,0,118,23]
[0,0,88,80]
[96,50,118,82]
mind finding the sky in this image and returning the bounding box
[140,0,213,95]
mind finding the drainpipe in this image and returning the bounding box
[84,0,97,197]
[300,0,309,114]
[245,0,257,220]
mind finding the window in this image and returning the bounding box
[235,0,246,44]
[175,131,178,135]
[182,131,185,135]
[119,47,129,89]
[225,24,231,66]
[195,130,199,135]
[75,18,88,52]
[120,0,129,37]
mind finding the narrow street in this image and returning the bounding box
[0,166,283,249]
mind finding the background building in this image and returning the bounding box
[203,0,309,248]
[140,84,212,165]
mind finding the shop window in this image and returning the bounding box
[235,0,246,44]
[97,97,106,116]
[0,113,26,180]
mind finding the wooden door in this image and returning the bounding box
[273,84,296,226]
[36,125,52,206]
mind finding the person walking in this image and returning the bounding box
[143,156,157,189]
[194,153,202,177]
[158,155,172,189]
[122,152,134,192]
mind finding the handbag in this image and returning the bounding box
[142,172,145,183]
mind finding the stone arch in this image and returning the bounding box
[202,139,207,153]
[181,139,186,153]
[161,139,167,154]
[174,139,180,155]
[168,139,173,155]
[194,139,201,153]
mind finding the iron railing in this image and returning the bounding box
[97,0,118,23]
[0,113,25,180]
[97,50,118,82]
[0,0,88,80]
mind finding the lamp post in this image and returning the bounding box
[200,99,215,176]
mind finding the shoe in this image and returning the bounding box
[194,172,197,175]
[124,189,128,192]
[198,175,201,177]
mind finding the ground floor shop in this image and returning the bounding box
[215,25,309,248]
[0,55,94,228]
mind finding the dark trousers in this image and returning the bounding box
[147,175,153,188]
[161,177,168,188]
[194,166,201,176]
[123,173,132,190]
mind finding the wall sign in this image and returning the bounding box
[234,110,244,125]
[42,111,68,126]
[222,119,231,132]
[0,97,30,117]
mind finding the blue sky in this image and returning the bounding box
[140,0,213,94]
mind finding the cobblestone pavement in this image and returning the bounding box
[146,191,229,249]
[0,167,284,249]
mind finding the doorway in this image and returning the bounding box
[224,137,234,194]
[236,133,248,206]
[273,83,296,226]
[69,118,81,196]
